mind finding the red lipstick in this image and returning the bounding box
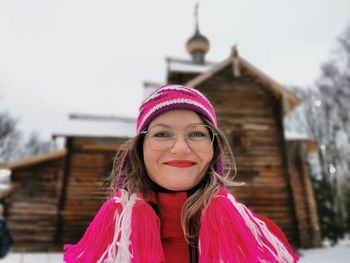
[164,160,196,168]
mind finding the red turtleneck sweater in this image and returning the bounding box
[153,191,190,263]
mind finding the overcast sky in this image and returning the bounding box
[0,0,349,141]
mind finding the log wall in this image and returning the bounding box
[59,136,127,244]
[7,158,65,251]
[286,140,322,247]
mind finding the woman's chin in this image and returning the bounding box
[161,179,198,191]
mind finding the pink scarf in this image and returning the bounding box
[63,188,299,263]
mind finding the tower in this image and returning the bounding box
[186,3,210,64]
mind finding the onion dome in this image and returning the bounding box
[186,29,210,64]
[186,4,210,64]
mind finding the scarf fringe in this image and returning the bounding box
[198,189,299,263]
[64,190,164,263]
[63,194,123,263]
[130,197,164,263]
[97,190,136,263]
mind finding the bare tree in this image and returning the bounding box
[20,132,56,158]
[285,23,350,243]
[316,25,350,240]
[0,111,56,163]
[0,112,22,162]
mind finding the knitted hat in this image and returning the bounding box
[137,84,217,132]
[135,84,224,177]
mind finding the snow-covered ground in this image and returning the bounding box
[298,239,350,263]
[0,240,349,263]
[0,252,62,263]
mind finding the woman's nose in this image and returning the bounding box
[170,134,191,154]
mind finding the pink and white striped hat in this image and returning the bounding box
[137,84,217,132]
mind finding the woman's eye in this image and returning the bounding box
[188,131,206,138]
[153,132,172,138]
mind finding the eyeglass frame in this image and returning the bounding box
[140,123,217,152]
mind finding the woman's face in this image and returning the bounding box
[143,110,214,191]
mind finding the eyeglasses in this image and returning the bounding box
[140,124,217,152]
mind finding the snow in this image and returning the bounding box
[0,169,11,195]
[0,170,10,183]
[0,252,62,263]
[1,240,349,263]
[53,115,136,138]
[0,184,11,191]
[285,130,310,140]
[299,239,350,262]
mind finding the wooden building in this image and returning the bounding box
[0,151,66,250]
[0,119,134,251]
[0,25,322,251]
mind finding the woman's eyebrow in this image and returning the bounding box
[187,122,205,127]
[149,122,205,130]
[148,123,172,129]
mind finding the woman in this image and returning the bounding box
[64,84,299,263]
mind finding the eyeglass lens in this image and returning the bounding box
[146,124,215,152]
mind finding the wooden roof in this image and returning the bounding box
[185,50,300,115]
[0,150,67,170]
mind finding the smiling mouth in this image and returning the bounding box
[164,160,197,168]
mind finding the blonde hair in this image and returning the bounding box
[106,118,237,244]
